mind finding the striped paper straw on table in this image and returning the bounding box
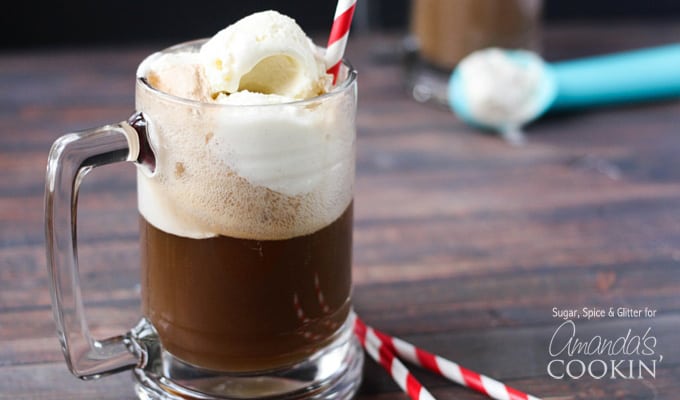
[354,317,436,400]
[354,316,542,400]
[325,0,357,82]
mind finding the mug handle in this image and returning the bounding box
[44,113,152,379]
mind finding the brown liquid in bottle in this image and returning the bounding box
[140,204,353,372]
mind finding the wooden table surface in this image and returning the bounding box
[1,21,680,400]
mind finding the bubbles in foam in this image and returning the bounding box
[136,67,356,240]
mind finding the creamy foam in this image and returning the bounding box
[136,44,355,240]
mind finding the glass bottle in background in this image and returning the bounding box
[405,0,543,106]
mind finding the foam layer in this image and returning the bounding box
[136,46,355,240]
[145,53,211,102]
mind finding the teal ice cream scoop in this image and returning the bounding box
[449,44,680,143]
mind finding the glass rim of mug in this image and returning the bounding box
[136,38,357,109]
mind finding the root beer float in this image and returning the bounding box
[135,10,356,372]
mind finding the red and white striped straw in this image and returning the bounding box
[326,0,357,83]
[354,316,542,400]
[354,317,437,400]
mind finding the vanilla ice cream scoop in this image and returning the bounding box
[449,45,680,144]
[200,10,331,99]
[449,48,556,145]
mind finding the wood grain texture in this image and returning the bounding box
[1,21,680,399]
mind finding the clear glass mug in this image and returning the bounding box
[44,40,363,400]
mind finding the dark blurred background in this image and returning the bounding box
[2,0,680,49]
